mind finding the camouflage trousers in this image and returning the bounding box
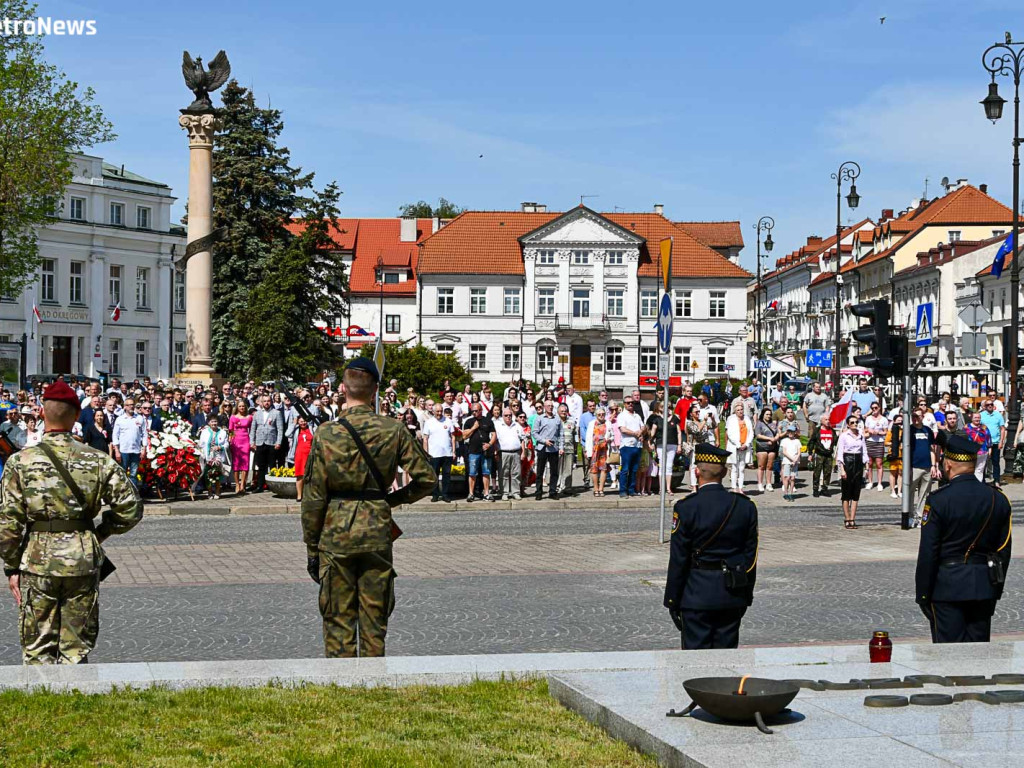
[318,547,395,658]
[19,572,100,665]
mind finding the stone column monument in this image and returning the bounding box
[176,50,230,388]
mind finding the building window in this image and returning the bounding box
[709,291,726,318]
[606,251,624,265]
[606,289,624,317]
[708,346,726,373]
[136,267,150,309]
[174,269,185,312]
[606,344,623,373]
[109,265,122,307]
[572,250,590,265]
[948,230,961,243]
[69,197,85,221]
[470,287,487,314]
[537,288,555,316]
[469,344,487,370]
[69,261,84,305]
[640,346,657,373]
[503,287,521,315]
[135,340,147,377]
[385,315,400,333]
[538,250,556,265]
[572,289,590,318]
[109,339,121,375]
[436,343,454,355]
[136,206,151,229]
[110,202,124,226]
[173,341,185,375]
[503,345,520,371]
[640,290,658,318]
[40,258,56,302]
[537,344,556,373]
[383,272,400,284]
[437,287,454,314]
[673,347,691,373]
[675,290,691,318]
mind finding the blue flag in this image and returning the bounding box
[992,233,1014,278]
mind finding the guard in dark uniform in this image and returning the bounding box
[664,443,758,649]
[915,435,1012,644]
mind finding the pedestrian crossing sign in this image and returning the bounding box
[915,303,933,348]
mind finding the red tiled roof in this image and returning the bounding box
[287,217,433,296]
[895,238,992,278]
[809,271,835,287]
[674,220,744,249]
[849,185,1012,271]
[416,209,751,279]
[761,220,869,281]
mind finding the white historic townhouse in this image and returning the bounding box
[972,236,1024,374]
[0,154,186,380]
[416,205,750,392]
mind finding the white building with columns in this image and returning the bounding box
[415,205,750,393]
[0,154,186,380]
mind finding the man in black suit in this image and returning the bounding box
[191,397,213,438]
[665,443,759,649]
[139,401,163,435]
[916,434,1012,643]
[78,395,102,431]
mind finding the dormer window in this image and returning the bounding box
[383,272,400,284]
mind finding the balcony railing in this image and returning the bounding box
[788,301,809,315]
[818,299,835,314]
[555,313,610,331]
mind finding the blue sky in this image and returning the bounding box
[40,0,1023,271]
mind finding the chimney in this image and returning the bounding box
[400,217,416,242]
[881,208,894,221]
[806,235,823,248]
[536,203,547,213]
[521,202,536,213]
[653,203,664,215]
[948,178,969,193]
[431,217,440,234]
[980,183,988,194]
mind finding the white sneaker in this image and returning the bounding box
[890,491,898,498]
[877,484,885,492]
[768,484,775,492]
[757,484,764,492]
[865,483,874,491]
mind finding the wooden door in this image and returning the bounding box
[52,336,72,374]
[571,344,591,391]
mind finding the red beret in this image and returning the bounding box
[43,380,82,411]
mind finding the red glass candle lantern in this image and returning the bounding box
[869,630,892,663]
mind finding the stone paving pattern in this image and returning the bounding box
[0,480,1020,665]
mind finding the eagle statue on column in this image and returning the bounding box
[181,50,231,112]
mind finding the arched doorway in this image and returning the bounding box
[571,342,591,391]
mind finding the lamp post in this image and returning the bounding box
[982,34,1023,477]
[753,216,775,362]
[374,255,385,341]
[831,161,861,389]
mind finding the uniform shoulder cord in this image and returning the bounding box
[964,490,996,564]
[694,495,738,560]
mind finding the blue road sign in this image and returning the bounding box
[753,358,772,370]
[657,292,673,353]
[806,349,834,368]
[915,303,934,347]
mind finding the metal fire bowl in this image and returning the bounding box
[682,677,800,723]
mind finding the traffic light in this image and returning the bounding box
[888,334,907,379]
[851,299,895,377]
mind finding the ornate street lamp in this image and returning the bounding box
[831,161,861,389]
[753,216,775,364]
[982,33,1023,477]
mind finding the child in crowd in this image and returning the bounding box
[779,423,802,502]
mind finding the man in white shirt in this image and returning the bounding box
[494,410,525,499]
[617,398,646,497]
[421,403,456,502]
[564,385,584,422]
[111,398,146,488]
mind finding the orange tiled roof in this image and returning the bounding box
[809,271,835,287]
[417,209,751,279]
[284,218,360,250]
[674,220,744,249]
[761,220,869,281]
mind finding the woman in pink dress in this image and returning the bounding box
[228,400,253,495]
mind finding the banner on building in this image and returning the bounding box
[0,342,22,390]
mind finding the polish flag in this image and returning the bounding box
[32,304,42,323]
[829,387,854,427]
[110,303,121,322]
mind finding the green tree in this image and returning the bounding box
[211,80,313,378]
[398,197,464,219]
[238,183,349,380]
[0,0,115,297]
[357,344,471,395]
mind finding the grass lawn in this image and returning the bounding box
[0,678,655,768]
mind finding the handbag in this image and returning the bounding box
[607,446,621,465]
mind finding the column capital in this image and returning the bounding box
[179,112,219,148]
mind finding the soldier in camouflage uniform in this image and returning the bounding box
[0,380,142,664]
[301,358,435,657]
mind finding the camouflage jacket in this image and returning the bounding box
[301,404,436,557]
[0,432,142,576]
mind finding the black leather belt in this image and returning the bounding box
[694,560,725,570]
[939,554,991,567]
[330,491,388,501]
[29,519,94,533]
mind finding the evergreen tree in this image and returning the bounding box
[0,0,114,297]
[211,80,312,379]
[239,183,349,380]
[398,197,464,218]
[357,343,471,395]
